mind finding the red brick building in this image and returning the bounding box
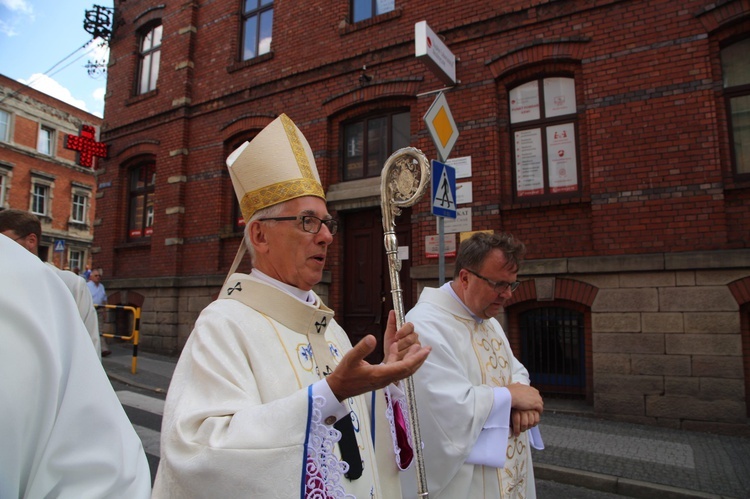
[96,0,750,433]
[0,74,102,271]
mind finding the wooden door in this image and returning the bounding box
[342,208,412,363]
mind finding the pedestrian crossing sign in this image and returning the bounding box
[431,160,457,219]
[54,239,65,252]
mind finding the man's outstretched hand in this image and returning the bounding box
[326,311,430,401]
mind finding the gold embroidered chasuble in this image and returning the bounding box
[400,287,536,499]
[153,274,404,499]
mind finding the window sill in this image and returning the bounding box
[126,89,159,106]
[501,193,591,210]
[227,51,274,74]
[724,175,750,190]
[67,221,90,231]
[115,239,152,250]
[339,8,402,36]
[33,213,52,222]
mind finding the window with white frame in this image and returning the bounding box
[241,0,273,61]
[351,0,394,23]
[0,164,10,208]
[71,191,89,224]
[138,23,162,95]
[31,183,50,216]
[37,125,54,156]
[68,248,84,272]
[509,76,581,199]
[30,172,54,217]
[0,110,10,142]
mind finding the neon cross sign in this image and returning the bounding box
[65,125,108,168]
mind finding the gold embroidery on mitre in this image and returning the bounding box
[240,178,325,221]
[280,114,317,181]
[237,115,325,220]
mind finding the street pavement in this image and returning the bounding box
[104,342,750,498]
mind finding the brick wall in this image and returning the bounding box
[0,75,101,268]
[98,0,750,281]
[93,0,750,431]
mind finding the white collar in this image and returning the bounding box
[440,281,484,323]
[250,269,316,303]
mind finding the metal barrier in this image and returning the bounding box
[95,304,141,374]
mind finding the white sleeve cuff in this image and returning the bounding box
[528,425,544,450]
[314,379,349,425]
[465,387,511,467]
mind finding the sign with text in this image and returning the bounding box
[445,155,472,179]
[415,20,456,86]
[425,233,456,258]
[509,81,540,124]
[547,123,578,193]
[456,181,472,204]
[514,128,544,197]
[440,207,472,233]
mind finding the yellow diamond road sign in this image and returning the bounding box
[424,92,458,160]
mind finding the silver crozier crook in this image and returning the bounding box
[380,147,431,498]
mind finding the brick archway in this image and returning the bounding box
[506,277,598,308]
[505,277,598,403]
[728,277,750,416]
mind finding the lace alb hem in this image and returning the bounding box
[305,394,354,498]
[384,385,414,470]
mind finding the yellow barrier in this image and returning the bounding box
[95,304,141,374]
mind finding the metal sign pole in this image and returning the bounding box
[437,151,446,286]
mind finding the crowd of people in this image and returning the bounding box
[0,114,543,498]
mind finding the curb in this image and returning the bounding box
[534,463,724,499]
[106,371,166,394]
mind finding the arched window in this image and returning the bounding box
[128,160,156,239]
[138,24,162,94]
[721,38,750,177]
[509,76,581,200]
[342,110,410,180]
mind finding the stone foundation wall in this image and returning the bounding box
[584,268,747,434]
[413,249,750,434]
[105,272,332,356]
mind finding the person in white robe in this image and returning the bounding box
[153,113,431,498]
[400,232,544,499]
[0,233,151,498]
[54,266,102,358]
[0,209,101,358]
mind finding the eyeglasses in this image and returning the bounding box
[258,215,339,235]
[465,268,521,294]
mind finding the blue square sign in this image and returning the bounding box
[431,160,457,219]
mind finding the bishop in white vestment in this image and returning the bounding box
[153,272,414,498]
[153,113,429,498]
